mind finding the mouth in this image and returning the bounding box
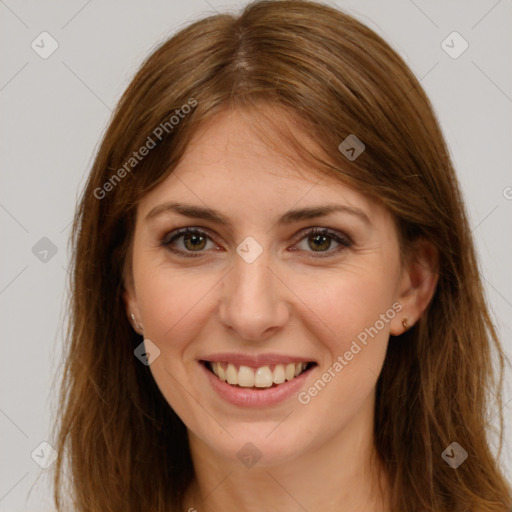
[200,360,317,389]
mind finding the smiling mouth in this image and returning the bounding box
[201,360,317,389]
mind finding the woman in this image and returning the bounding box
[52,0,512,510]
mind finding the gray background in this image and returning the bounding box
[1,0,511,510]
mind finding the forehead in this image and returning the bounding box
[175,106,336,184]
[137,106,380,223]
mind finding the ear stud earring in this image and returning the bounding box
[131,313,144,333]
[402,318,409,331]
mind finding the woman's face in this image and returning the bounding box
[124,106,413,467]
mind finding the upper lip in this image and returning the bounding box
[200,353,316,368]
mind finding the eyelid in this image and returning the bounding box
[160,226,217,245]
[293,226,353,245]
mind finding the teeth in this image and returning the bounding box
[217,362,227,381]
[210,361,310,388]
[226,363,238,384]
[285,363,295,381]
[254,366,273,387]
[272,364,285,384]
[238,365,255,387]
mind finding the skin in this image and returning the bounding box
[123,106,439,512]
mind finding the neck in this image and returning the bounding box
[183,394,391,512]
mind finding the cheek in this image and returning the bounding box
[302,266,396,349]
[136,266,220,353]
[135,267,221,431]
[294,268,395,406]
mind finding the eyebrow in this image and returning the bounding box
[145,201,371,228]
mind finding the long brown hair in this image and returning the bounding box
[52,1,512,510]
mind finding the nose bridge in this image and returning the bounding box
[219,243,289,341]
[234,250,272,301]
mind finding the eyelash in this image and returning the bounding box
[160,227,353,259]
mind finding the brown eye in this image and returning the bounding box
[161,226,352,259]
[161,228,216,258]
[182,232,207,251]
[295,228,352,257]
[308,233,332,251]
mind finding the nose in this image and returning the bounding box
[218,250,291,342]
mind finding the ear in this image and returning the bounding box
[122,256,143,333]
[389,237,439,336]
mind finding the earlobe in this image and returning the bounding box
[390,238,439,336]
[130,313,144,333]
[122,277,143,335]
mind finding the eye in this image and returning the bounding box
[160,226,352,258]
[292,227,352,257]
[161,227,217,258]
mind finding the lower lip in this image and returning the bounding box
[200,362,314,407]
